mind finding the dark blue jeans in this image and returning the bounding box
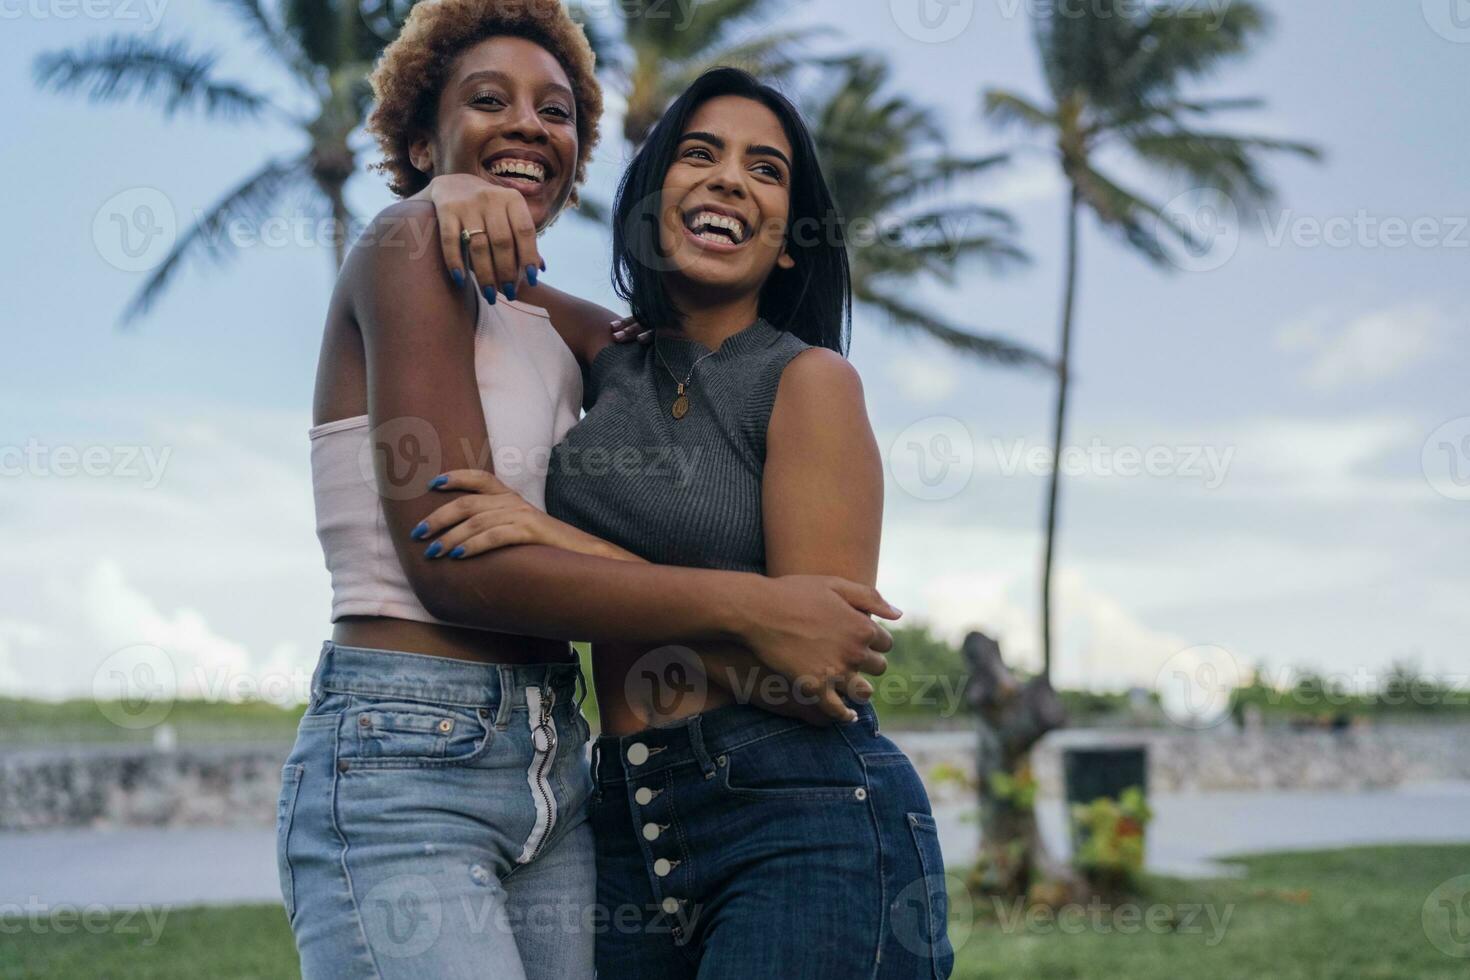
[590,701,953,978]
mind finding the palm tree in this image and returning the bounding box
[983,1,1321,681]
[34,0,413,324]
[572,0,821,147]
[810,54,1043,364]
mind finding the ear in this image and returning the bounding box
[408,134,435,178]
[776,249,796,270]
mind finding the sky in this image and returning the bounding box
[0,0,1466,708]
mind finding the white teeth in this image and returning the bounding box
[488,158,545,182]
[689,210,745,243]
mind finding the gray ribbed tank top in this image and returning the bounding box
[545,318,809,572]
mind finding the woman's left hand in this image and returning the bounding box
[611,316,652,345]
[412,470,587,559]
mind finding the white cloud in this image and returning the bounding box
[1276,304,1446,390]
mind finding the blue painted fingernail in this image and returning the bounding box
[450,546,466,559]
[482,285,496,304]
[539,257,546,271]
[501,282,517,302]
[429,475,449,489]
[425,541,444,559]
[451,268,464,288]
[410,521,430,540]
[526,265,539,287]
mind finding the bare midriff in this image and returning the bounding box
[332,616,574,666]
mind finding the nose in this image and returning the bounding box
[500,98,549,143]
[704,158,748,200]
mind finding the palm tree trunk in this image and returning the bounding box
[1041,188,1080,683]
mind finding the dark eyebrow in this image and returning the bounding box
[459,69,574,104]
[680,131,792,171]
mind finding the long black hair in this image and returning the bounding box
[611,67,851,355]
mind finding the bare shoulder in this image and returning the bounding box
[346,199,442,278]
[777,347,866,412]
[519,282,621,365]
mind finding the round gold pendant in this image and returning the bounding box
[671,394,690,420]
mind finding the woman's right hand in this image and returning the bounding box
[422,174,543,301]
[736,575,900,723]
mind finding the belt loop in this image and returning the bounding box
[309,642,331,705]
[687,715,716,779]
[493,665,514,729]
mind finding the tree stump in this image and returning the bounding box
[962,630,1080,902]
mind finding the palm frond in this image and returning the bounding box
[1072,164,1188,267]
[34,35,274,120]
[983,89,1057,135]
[210,0,315,85]
[121,158,308,325]
[1126,128,1322,207]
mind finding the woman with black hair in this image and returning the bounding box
[419,67,953,979]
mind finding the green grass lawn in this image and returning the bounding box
[2,845,1465,979]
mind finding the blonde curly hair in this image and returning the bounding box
[367,0,603,203]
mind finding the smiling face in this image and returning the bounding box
[656,95,797,301]
[409,35,579,229]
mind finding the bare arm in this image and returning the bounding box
[346,203,894,717]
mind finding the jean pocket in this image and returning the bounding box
[344,699,494,768]
[275,764,305,920]
[718,729,868,802]
[902,812,954,979]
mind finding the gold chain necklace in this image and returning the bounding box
[654,341,719,420]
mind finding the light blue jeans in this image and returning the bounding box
[276,642,596,979]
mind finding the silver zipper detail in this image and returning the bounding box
[516,685,558,864]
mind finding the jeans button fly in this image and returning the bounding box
[642,822,661,842]
[635,787,654,805]
[627,742,650,765]
[653,858,673,877]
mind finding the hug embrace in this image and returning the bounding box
[280,1,953,977]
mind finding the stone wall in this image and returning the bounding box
[3,723,1468,831]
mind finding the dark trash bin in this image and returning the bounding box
[1062,745,1148,853]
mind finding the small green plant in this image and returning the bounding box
[1071,786,1152,889]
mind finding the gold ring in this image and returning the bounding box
[460,228,487,245]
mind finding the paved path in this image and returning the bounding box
[5,783,1470,908]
